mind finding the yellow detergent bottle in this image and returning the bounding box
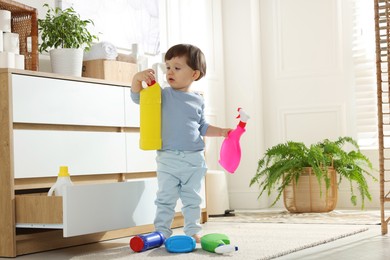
[139,80,162,150]
[48,166,73,196]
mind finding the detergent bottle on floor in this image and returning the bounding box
[201,233,238,254]
[130,231,165,252]
[164,235,196,253]
[139,80,162,150]
[219,108,250,173]
[47,166,73,196]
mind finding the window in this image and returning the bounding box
[352,0,378,149]
[60,0,160,55]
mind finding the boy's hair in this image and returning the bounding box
[164,44,206,81]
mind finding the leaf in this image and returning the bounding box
[38,4,99,53]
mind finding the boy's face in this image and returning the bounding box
[165,56,200,91]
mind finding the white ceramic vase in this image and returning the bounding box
[50,48,84,77]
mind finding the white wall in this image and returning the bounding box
[221,0,267,209]
[19,0,54,14]
[222,0,381,210]
[159,0,227,170]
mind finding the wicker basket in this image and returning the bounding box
[283,167,338,213]
[0,0,38,70]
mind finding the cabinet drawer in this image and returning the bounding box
[124,88,140,127]
[126,132,157,172]
[15,179,158,237]
[13,130,127,178]
[12,74,126,126]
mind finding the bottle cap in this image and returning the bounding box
[58,166,70,177]
[130,236,145,252]
[148,80,156,86]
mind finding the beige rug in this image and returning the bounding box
[72,222,369,260]
[208,209,382,225]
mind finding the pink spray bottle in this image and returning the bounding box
[219,108,250,174]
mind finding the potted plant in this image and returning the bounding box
[38,4,98,76]
[249,136,377,212]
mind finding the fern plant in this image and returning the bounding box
[38,4,98,53]
[249,136,377,209]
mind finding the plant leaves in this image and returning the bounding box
[38,4,99,53]
[249,136,377,209]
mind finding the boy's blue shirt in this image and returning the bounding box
[131,86,209,151]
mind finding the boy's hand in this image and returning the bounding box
[221,128,232,138]
[131,69,155,93]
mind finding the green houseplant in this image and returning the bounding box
[249,136,377,211]
[38,4,98,76]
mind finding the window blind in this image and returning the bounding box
[352,0,378,149]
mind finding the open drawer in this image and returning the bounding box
[15,178,158,237]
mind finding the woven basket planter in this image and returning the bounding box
[283,167,338,213]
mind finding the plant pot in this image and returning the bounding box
[49,48,84,77]
[283,167,338,213]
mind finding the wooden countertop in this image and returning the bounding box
[0,68,132,87]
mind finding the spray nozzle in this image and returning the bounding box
[214,244,239,254]
[236,108,250,123]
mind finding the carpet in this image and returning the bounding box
[71,222,369,260]
[208,209,382,225]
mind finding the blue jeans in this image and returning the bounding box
[154,150,207,238]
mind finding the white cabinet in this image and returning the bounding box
[16,178,158,237]
[9,72,160,236]
[13,130,128,178]
[13,131,158,178]
[11,73,153,177]
[126,132,157,172]
[124,87,140,127]
[15,177,205,237]
[0,70,207,257]
[12,75,127,127]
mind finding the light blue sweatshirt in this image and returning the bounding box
[131,87,209,151]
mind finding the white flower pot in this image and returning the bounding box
[50,48,84,77]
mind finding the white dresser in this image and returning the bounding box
[0,69,207,257]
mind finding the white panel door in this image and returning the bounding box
[12,74,126,126]
[13,130,127,178]
[257,0,353,209]
[260,0,352,146]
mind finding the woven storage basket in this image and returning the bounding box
[283,167,338,213]
[0,0,38,70]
